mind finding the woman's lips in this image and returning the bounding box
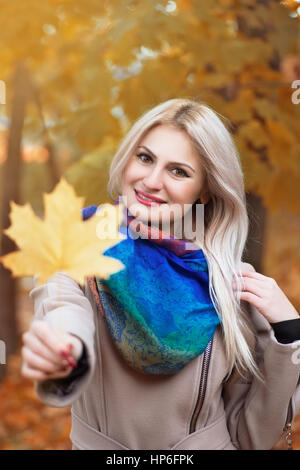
[135,190,166,206]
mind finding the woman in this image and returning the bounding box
[22,99,300,450]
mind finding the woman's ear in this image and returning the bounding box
[196,191,210,205]
[201,191,210,204]
[198,179,210,205]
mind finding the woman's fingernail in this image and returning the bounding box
[60,350,76,367]
[60,350,69,359]
[67,358,77,368]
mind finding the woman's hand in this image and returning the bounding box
[21,320,83,382]
[233,269,299,324]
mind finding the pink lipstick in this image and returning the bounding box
[135,189,166,206]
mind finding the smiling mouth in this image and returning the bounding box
[134,190,166,205]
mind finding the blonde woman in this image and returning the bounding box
[22,99,300,450]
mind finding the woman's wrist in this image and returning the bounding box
[270,317,300,344]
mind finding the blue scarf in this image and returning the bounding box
[82,204,220,375]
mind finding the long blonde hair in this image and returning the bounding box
[107,98,260,381]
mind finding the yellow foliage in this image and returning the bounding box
[239,64,282,84]
[238,119,270,149]
[177,0,193,12]
[0,0,299,214]
[263,170,300,213]
[161,43,183,58]
[235,135,271,189]
[65,136,117,207]
[0,179,125,286]
[225,89,254,122]
[266,119,295,169]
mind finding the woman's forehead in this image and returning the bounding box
[137,125,201,167]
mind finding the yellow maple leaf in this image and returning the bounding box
[0,178,125,286]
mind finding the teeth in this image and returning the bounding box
[137,191,162,203]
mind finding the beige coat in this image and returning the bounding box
[29,264,300,450]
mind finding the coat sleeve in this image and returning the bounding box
[28,271,96,408]
[222,301,300,450]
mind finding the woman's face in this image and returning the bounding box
[121,124,208,237]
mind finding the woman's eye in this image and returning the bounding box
[136,153,151,163]
[136,153,189,177]
[172,168,188,177]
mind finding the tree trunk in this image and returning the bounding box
[30,81,59,187]
[244,191,267,273]
[0,63,29,381]
[0,63,58,382]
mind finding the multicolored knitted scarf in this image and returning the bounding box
[82,204,220,375]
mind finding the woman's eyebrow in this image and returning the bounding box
[137,145,196,173]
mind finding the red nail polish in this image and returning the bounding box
[60,350,69,359]
[66,357,77,368]
[60,350,76,367]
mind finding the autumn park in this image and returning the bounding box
[0,0,300,452]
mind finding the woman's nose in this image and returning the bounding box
[142,168,164,190]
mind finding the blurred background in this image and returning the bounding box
[0,0,299,450]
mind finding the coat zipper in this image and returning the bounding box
[189,338,295,446]
[283,398,294,450]
[189,338,213,434]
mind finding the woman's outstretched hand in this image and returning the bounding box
[233,268,299,324]
[21,320,83,382]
